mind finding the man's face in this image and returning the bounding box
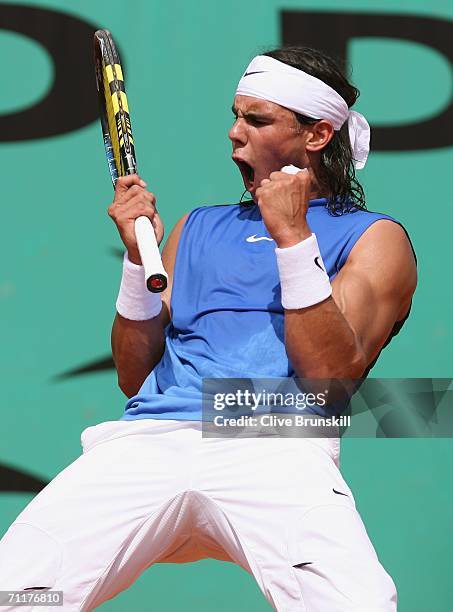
[229,95,308,200]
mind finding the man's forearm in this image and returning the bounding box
[111,313,166,397]
[285,297,366,379]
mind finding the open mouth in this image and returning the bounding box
[234,159,255,190]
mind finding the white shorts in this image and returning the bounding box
[0,419,397,611]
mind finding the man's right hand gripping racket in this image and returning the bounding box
[93,29,168,293]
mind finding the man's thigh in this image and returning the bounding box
[0,419,200,610]
[199,436,397,611]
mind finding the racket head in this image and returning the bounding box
[93,29,137,186]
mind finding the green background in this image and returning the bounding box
[0,0,452,609]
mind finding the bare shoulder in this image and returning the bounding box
[162,212,190,263]
[335,218,417,321]
[349,219,415,265]
[347,219,416,275]
[159,212,190,326]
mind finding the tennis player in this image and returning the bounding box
[0,47,416,611]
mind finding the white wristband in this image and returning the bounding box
[116,253,163,321]
[275,233,332,309]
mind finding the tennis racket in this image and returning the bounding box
[93,29,167,293]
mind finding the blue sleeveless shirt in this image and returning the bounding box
[121,198,411,421]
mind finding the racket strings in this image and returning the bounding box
[103,66,122,175]
[110,63,135,171]
[105,62,136,176]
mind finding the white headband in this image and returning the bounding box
[235,55,370,169]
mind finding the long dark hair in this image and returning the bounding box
[264,46,366,215]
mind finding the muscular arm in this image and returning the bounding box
[285,220,417,378]
[111,213,188,397]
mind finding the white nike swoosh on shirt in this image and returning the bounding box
[246,235,274,243]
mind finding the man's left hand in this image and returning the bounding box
[255,169,312,248]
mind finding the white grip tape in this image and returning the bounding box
[275,233,332,309]
[134,216,168,287]
[116,252,162,320]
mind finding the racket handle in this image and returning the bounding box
[134,216,168,292]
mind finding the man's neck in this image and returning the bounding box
[307,166,329,200]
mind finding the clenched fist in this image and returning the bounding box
[108,174,164,265]
[255,168,312,248]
